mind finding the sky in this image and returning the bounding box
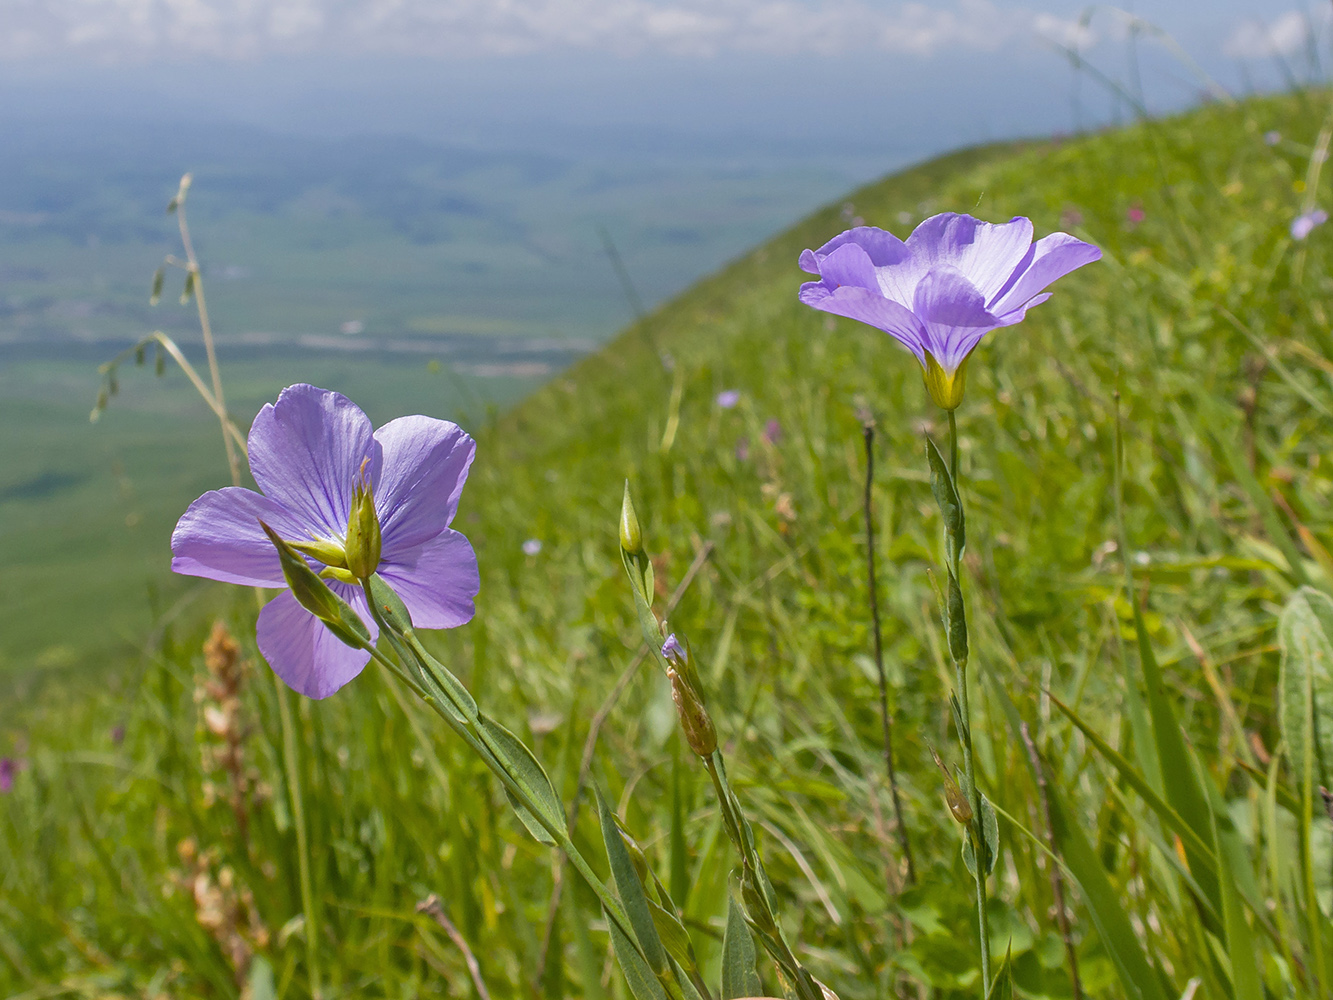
[0,1,1322,173]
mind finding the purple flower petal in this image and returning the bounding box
[374,415,476,551]
[248,384,382,539]
[905,214,1036,302]
[804,225,911,270]
[989,233,1102,316]
[798,281,928,363]
[171,486,308,587]
[256,586,377,699]
[912,268,1004,370]
[377,529,479,630]
[0,758,14,793]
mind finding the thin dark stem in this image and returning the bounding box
[862,419,915,886]
[1019,723,1083,1000]
[418,894,492,1000]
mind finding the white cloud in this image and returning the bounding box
[1032,12,1095,53]
[1223,10,1318,60]
[0,0,1044,60]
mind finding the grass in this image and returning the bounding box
[3,87,1333,999]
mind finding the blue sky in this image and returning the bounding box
[0,2,1322,174]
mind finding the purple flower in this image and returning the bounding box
[1126,203,1146,226]
[0,758,14,793]
[522,538,542,556]
[1292,209,1328,241]
[171,384,480,699]
[762,419,782,445]
[716,389,741,409]
[798,213,1100,409]
[661,633,685,664]
[1264,130,1281,147]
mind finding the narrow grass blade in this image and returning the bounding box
[1044,765,1170,1000]
[984,944,1013,1000]
[609,916,671,1000]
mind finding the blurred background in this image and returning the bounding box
[0,0,1316,672]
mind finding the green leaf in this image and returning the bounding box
[1279,586,1333,792]
[984,944,1013,1000]
[596,786,669,976]
[645,896,694,970]
[480,716,564,843]
[962,794,999,879]
[505,787,557,845]
[926,436,965,554]
[946,570,968,664]
[721,893,762,1000]
[608,914,670,1000]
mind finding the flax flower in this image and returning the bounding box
[172,384,479,698]
[798,213,1100,408]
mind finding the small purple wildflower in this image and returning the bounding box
[0,758,14,793]
[522,538,542,556]
[735,437,750,462]
[1292,209,1328,241]
[798,213,1100,409]
[171,384,480,699]
[762,419,782,445]
[1126,203,1146,227]
[661,633,685,663]
[716,389,741,409]
[1264,130,1282,146]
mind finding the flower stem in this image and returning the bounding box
[355,617,660,987]
[701,751,824,1000]
[946,410,990,993]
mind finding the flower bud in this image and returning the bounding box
[620,480,643,555]
[922,352,968,411]
[662,633,717,757]
[929,744,972,824]
[345,477,382,580]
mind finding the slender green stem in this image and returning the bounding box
[946,410,990,992]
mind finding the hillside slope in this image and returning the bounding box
[4,90,1332,999]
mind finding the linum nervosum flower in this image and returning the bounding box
[798,212,1101,409]
[171,384,480,699]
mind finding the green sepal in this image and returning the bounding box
[961,793,999,878]
[721,892,762,1000]
[596,786,669,976]
[261,521,370,648]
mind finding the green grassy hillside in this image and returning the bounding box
[4,89,1332,999]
